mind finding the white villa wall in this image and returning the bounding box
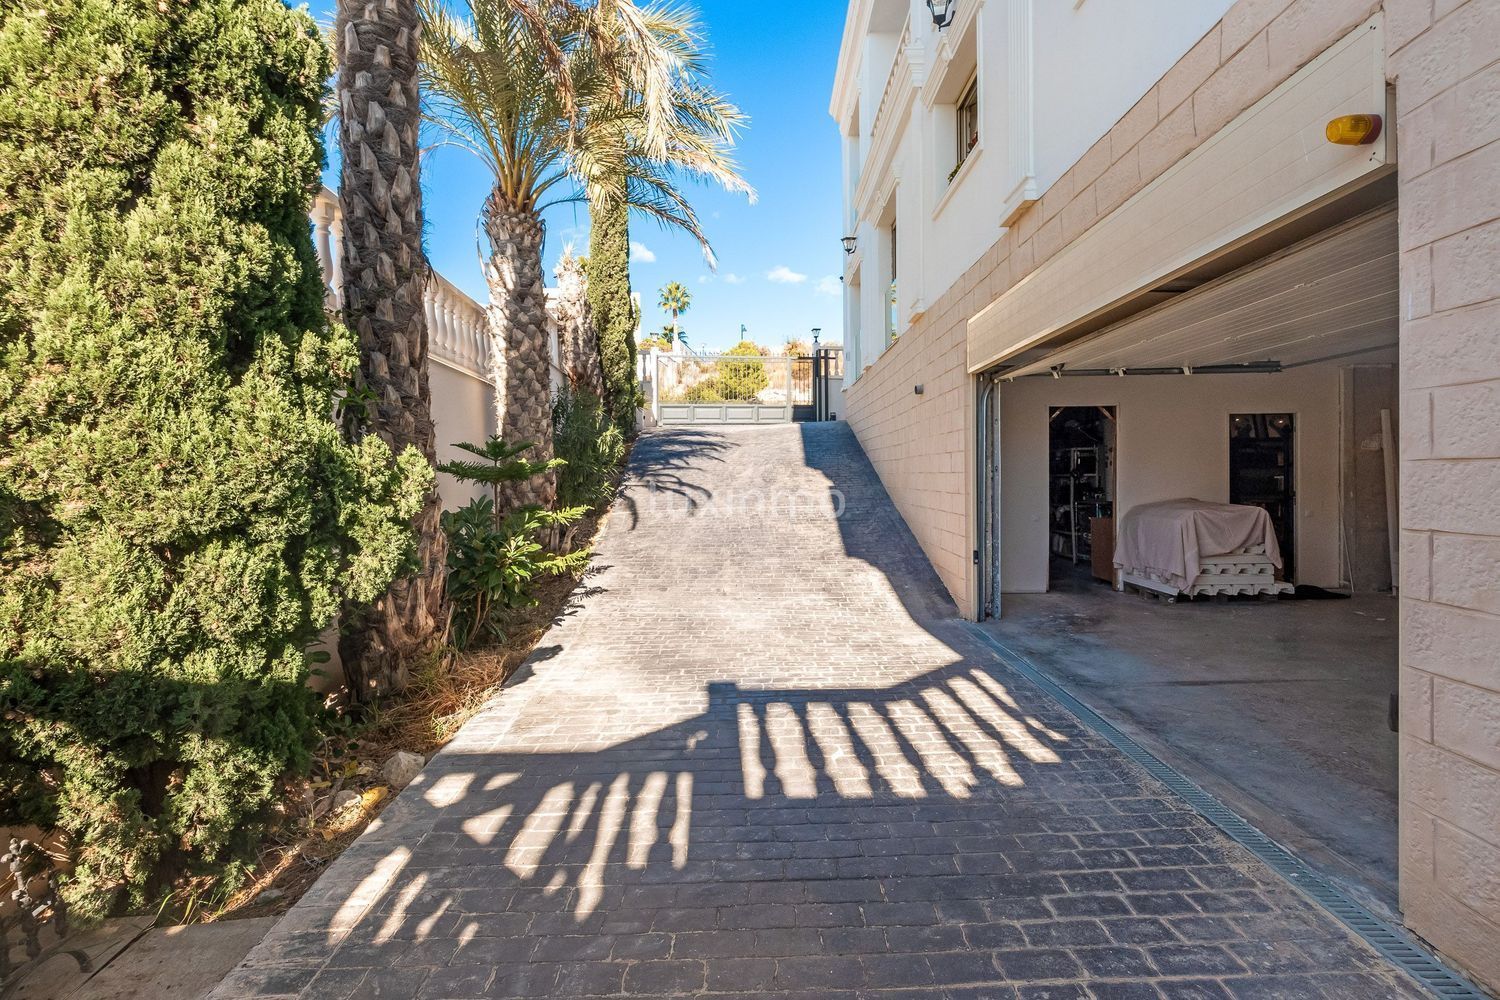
[835,0,1235,387]
[1031,1,1234,194]
[999,369,1343,594]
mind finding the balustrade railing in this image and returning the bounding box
[311,187,490,382]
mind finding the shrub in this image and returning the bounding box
[439,439,589,650]
[0,0,428,919]
[553,388,626,510]
[718,340,770,401]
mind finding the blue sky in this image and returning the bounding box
[304,1,847,353]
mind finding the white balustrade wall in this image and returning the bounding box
[311,187,493,509]
[312,187,491,382]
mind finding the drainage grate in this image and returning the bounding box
[964,624,1492,1000]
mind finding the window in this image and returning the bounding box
[886,223,899,343]
[955,77,979,171]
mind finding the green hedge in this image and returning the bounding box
[0,0,427,918]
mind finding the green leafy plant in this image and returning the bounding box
[718,340,771,401]
[0,0,427,920]
[441,500,589,650]
[553,388,627,511]
[438,438,563,511]
[438,439,590,649]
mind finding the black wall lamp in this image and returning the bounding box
[927,0,955,30]
[841,235,858,255]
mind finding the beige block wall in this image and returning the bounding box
[845,0,1500,986]
[842,282,982,617]
[430,361,500,510]
[1389,0,1500,989]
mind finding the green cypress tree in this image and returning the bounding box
[588,195,640,428]
[0,0,428,918]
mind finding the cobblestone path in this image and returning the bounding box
[212,423,1424,1000]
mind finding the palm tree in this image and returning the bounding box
[419,0,669,510]
[332,0,575,699]
[420,0,752,509]
[658,281,691,347]
[334,0,447,701]
[586,1,752,416]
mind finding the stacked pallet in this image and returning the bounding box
[1121,546,1293,600]
[1186,547,1294,598]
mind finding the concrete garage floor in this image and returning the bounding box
[982,563,1400,914]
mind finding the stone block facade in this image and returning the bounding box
[1392,0,1500,986]
[843,0,1500,988]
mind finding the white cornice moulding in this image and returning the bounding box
[853,92,912,219]
[999,173,1038,228]
[830,0,873,122]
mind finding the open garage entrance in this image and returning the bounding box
[978,187,1403,912]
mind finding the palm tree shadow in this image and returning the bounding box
[616,428,733,528]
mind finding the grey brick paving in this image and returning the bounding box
[210,423,1425,1000]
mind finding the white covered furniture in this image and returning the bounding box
[1114,499,1293,600]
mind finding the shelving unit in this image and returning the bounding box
[1049,446,1112,564]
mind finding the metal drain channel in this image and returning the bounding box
[964,624,1492,1000]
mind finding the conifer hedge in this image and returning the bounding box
[587,198,640,428]
[0,0,428,918]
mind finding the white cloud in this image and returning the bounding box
[815,275,842,296]
[766,265,807,285]
[630,241,657,264]
[723,273,745,285]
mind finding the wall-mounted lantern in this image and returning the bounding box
[841,235,858,255]
[927,0,955,30]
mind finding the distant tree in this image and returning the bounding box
[719,339,770,401]
[659,282,693,342]
[784,338,811,357]
[651,322,689,350]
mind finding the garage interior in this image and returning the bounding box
[980,184,1403,913]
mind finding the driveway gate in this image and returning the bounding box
[653,352,794,425]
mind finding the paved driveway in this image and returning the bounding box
[212,423,1423,1000]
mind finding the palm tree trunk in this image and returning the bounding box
[551,253,605,396]
[483,192,556,511]
[336,0,447,702]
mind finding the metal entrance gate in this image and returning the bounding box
[653,352,794,425]
[648,348,845,426]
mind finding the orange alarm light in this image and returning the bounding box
[1326,114,1383,145]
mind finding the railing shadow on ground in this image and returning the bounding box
[216,658,1122,998]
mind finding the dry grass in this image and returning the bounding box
[201,498,614,924]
